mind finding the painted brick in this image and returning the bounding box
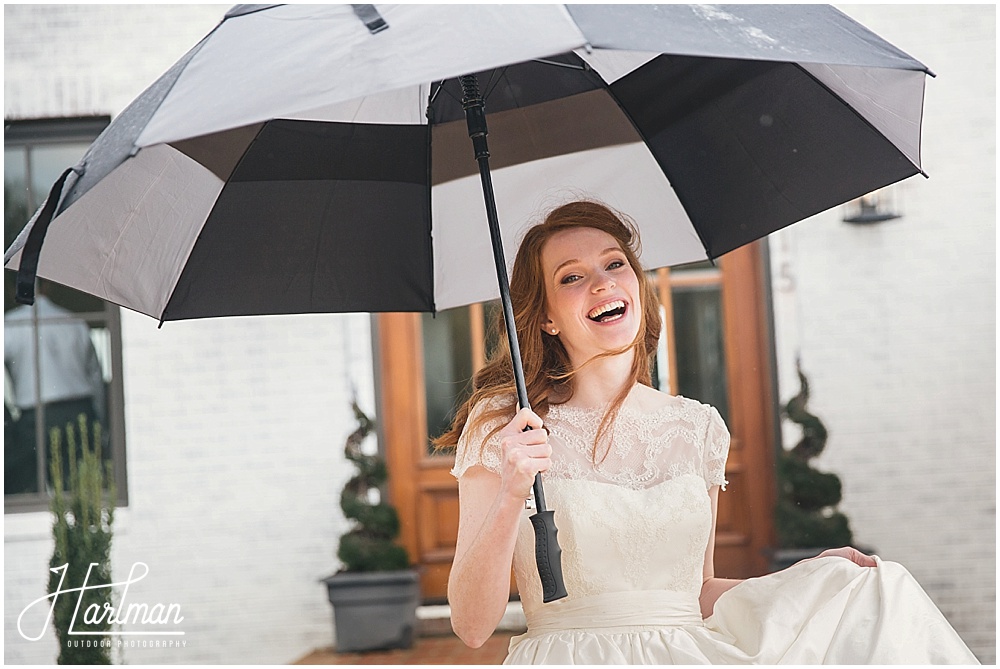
[769,5,995,662]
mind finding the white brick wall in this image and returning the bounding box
[4,6,377,664]
[770,5,995,662]
[6,311,376,664]
[4,4,229,120]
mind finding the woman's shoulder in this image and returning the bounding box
[466,392,518,427]
[629,383,706,412]
[471,392,517,413]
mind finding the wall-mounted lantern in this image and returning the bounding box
[843,187,901,224]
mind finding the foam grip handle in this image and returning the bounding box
[529,509,568,602]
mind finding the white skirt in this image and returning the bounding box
[504,557,979,664]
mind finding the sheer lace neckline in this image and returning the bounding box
[547,386,689,417]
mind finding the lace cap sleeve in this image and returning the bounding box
[703,405,731,490]
[450,396,513,479]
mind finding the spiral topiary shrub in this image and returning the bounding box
[323,401,418,652]
[774,361,854,550]
[336,402,409,572]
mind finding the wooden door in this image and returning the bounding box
[375,312,459,603]
[379,241,777,601]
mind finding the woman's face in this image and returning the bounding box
[539,226,642,367]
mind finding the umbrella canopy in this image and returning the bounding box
[4,3,930,323]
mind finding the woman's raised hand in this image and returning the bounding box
[497,407,551,502]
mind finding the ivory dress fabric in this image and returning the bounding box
[452,388,979,665]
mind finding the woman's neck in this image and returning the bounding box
[563,349,635,408]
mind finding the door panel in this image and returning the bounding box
[378,312,515,603]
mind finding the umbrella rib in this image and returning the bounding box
[483,67,503,100]
[532,58,587,71]
[486,67,516,106]
[428,81,445,107]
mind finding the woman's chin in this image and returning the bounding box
[580,321,641,354]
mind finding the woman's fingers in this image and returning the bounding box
[497,408,551,500]
[852,550,878,567]
[500,429,547,449]
[506,406,544,432]
[818,546,877,567]
[501,439,552,472]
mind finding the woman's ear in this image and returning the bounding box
[541,318,559,336]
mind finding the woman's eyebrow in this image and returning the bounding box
[551,248,621,278]
[552,258,579,277]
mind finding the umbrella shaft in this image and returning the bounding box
[473,153,547,512]
[461,74,546,511]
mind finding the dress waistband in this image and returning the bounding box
[526,590,704,634]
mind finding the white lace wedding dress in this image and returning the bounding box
[452,389,979,665]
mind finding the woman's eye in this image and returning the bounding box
[560,274,581,285]
[607,260,625,270]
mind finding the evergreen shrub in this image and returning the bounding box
[48,415,115,664]
[337,402,409,572]
[774,362,854,549]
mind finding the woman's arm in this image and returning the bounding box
[448,408,551,648]
[699,485,743,618]
[698,486,878,619]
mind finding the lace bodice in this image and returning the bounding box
[451,387,730,621]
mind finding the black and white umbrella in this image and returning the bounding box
[6,4,929,321]
[5,4,931,601]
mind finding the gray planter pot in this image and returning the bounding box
[769,545,877,573]
[769,547,826,572]
[322,570,420,652]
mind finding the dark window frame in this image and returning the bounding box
[4,116,128,513]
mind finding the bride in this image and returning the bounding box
[435,201,978,664]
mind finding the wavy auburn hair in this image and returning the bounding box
[433,200,662,462]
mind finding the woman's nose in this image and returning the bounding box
[592,272,616,292]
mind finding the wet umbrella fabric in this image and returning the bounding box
[5,4,930,323]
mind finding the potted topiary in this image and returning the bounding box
[771,360,864,571]
[321,401,419,652]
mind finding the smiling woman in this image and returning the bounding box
[432,200,979,665]
[434,201,663,462]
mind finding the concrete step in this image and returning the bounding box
[416,601,527,637]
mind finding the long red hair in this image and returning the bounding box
[433,201,662,461]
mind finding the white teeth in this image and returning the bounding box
[588,300,626,320]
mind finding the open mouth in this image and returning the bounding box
[587,300,627,323]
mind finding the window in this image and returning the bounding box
[652,262,731,422]
[4,117,127,512]
[421,301,500,451]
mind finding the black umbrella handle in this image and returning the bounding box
[460,74,567,603]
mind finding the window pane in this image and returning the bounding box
[29,143,90,209]
[672,285,730,422]
[422,307,474,447]
[5,147,29,314]
[4,147,29,247]
[5,299,110,494]
[5,119,120,508]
